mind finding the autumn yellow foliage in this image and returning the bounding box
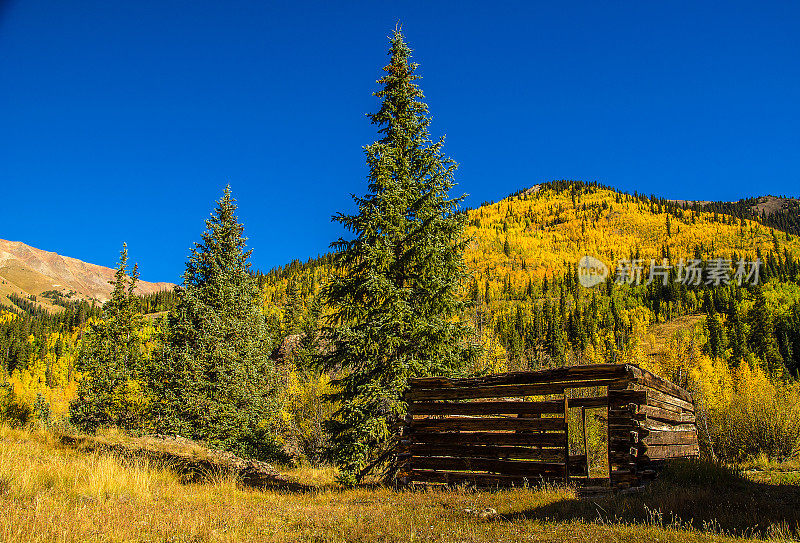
[691,357,800,460]
[279,368,335,463]
[464,184,799,297]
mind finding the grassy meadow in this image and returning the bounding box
[2,425,799,543]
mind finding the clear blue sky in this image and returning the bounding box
[1,1,798,282]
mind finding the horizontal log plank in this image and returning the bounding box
[409,456,567,475]
[609,409,645,421]
[639,421,696,433]
[642,430,698,446]
[569,465,588,476]
[609,432,641,445]
[406,469,561,486]
[608,423,642,433]
[610,470,641,482]
[408,400,564,416]
[608,414,638,422]
[568,396,608,408]
[635,459,668,470]
[406,432,567,447]
[609,432,642,445]
[641,387,695,412]
[608,390,647,405]
[403,443,567,462]
[409,364,629,389]
[410,417,565,432]
[642,443,700,459]
[609,436,699,452]
[610,452,638,464]
[645,396,684,413]
[629,366,693,403]
[609,438,699,458]
[640,405,696,423]
[408,379,627,401]
[568,454,587,467]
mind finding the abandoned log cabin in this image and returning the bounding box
[397,363,699,489]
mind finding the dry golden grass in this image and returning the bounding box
[1,425,797,542]
[644,314,704,356]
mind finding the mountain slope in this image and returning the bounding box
[262,181,800,316]
[464,181,800,298]
[701,195,800,235]
[258,180,800,376]
[0,238,174,309]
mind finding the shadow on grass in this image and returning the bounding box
[508,459,800,539]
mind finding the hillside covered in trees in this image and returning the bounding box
[3,179,800,466]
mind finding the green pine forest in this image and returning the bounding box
[2,30,800,482]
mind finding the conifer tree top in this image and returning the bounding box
[370,28,430,146]
[182,185,253,289]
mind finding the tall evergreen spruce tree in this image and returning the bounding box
[323,28,476,483]
[153,186,282,460]
[70,244,148,431]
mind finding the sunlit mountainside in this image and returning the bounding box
[262,180,800,384]
[0,238,174,312]
[464,180,800,299]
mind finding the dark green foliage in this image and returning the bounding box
[283,277,303,336]
[706,196,800,236]
[137,289,179,314]
[152,186,283,461]
[777,300,800,378]
[748,286,785,376]
[323,29,477,483]
[726,297,749,365]
[704,294,725,359]
[33,392,50,424]
[69,244,148,432]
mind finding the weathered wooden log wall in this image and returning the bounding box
[397,363,699,489]
[608,365,699,488]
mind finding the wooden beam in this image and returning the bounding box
[409,416,565,432]
[408,400,564,416]
[410,456,568,476]
[563,394,570,483]
[405,432,567,448]
[639,405,696,424]
[641,387,695,412]
[641,429,698,446]
[409,364,629,389]
[408,379,628,401]
[645,396,684,413]
[406,469,561,486]
[639,443,700,459]
[639,420,696,433]
[569,454,588,477]
[582,406,590,478]
[569,396,608,409]
[608,390,647,405]
[628,366,693,403]
[403,443,567,462]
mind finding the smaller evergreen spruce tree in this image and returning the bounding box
[153,186,283,460]
[70,244,148,432]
